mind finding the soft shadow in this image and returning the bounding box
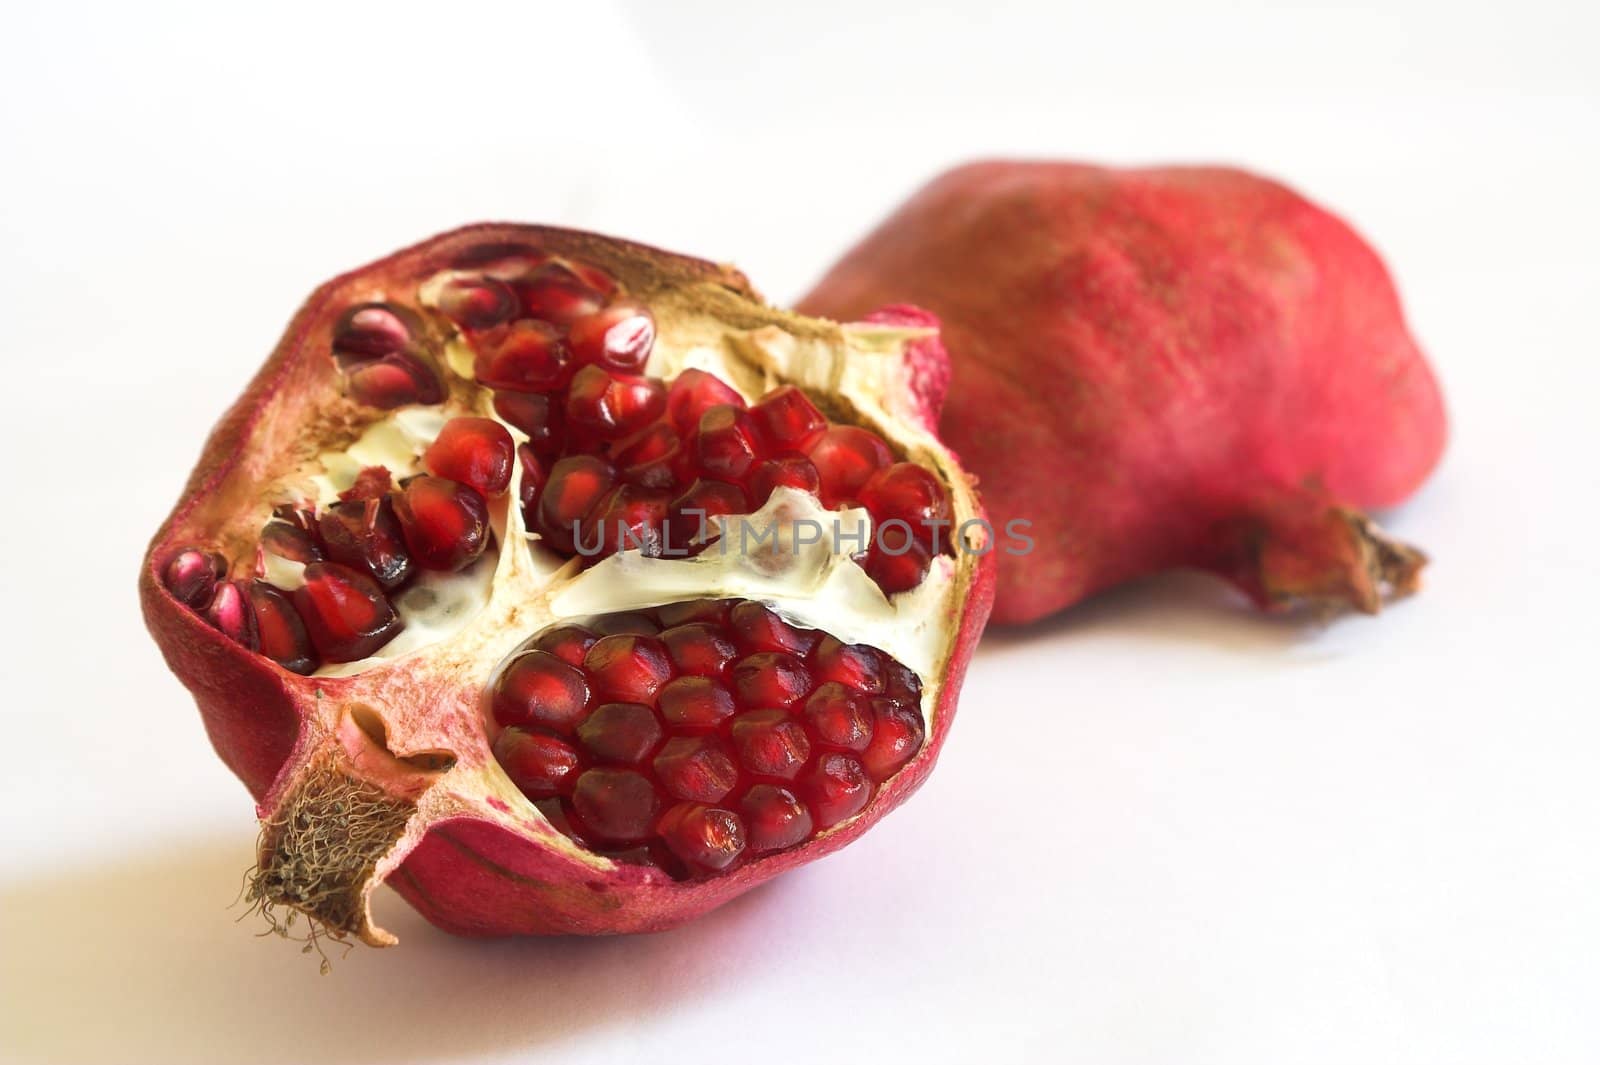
[975,570,1355,658]
[0,834,782,1065]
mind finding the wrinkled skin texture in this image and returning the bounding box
[801,162,1447,623]
[140,224,994,945]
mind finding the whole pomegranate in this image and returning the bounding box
[801,162,1447,623]
[140,225,994,946]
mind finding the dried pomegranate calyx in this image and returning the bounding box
[142,225,994,947]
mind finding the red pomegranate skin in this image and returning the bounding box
[139,224,995,940]
[801,162,1447,623]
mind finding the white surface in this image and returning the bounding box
[2,2,1597,1063]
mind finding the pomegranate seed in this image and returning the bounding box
[860,462,953,551]
[729,601,819,656]
[885,661,923,703]
[292,562,402,662]
[585,484,670,557]
[436,275,518,330]
[205,580,259,650]
[660,624,738,678]
[653,736,739,802]
[515,263,607,326]
[568,301,656,373]
[534,455,616,553]
[811,637,886,693]
[494,727,583,798]
[748,455,821,507]
[474,320,570,392]
[583,634,673,703]
[657,675,737,729]
[861,699,926,783]
[802,682,875,752]
[494,392,564,456]
[750,386,827,452]
[344,357,442,409]
[530,624,598,667]
[565,365,667,441]
[731,652,812,708]
[492,650,591,733]
[864,524,933,595]
[730,708,811,780]
[331,303,413,361]
[800,753,871,827]
[517,444,547,518]
[577,703,664,766]
[694,405,763,481]
[740,785,814,854]
[318,496,413,590]
[260,522,322,564]
[615,424,684,492]
[613,422,680,472]
[570,768,659,844]
[664,479,749,555]
[807,426,893,507]
[424,417,514,497]
[163,548,226,608]
[666,369,746,435]
[393,475,491,572]
[249,581,317,675]
[657,804,746,874]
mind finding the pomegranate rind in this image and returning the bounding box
[800,162,1447,623]
[140,223,995,944]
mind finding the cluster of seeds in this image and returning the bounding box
[162,414,518,671]
[428,252,957,593]
[490,599,927,878]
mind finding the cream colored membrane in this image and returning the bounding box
[549,487,954,682]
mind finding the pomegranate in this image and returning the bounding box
[801,162,1447,623]
[140,225,993,948]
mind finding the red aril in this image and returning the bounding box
[567,300,656,373]
[291,562,402,662]
[657,804,746,875]
[492,392,563,456]
[494,728,583,799]
[750,386,828,452]
[666,369,745,434]
[807,426,893,508]
[392,476,490,572]
[474,320,570,393]
[423,417,514,497]
[249,582,317,676]
[318,497,413,590]
[692,405,763,481]
[515,262,608,326]
[435,275,518,331]
[205,580,259,650]
[740,785,813,854]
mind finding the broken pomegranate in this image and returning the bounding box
[801,162,1447,622]
[140,225,993,946]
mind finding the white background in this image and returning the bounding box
[2,1,1597,1062]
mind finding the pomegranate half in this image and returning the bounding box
[141,225,994,946]
[802,162,1448,623]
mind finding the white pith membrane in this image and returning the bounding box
[232,258,986,944]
